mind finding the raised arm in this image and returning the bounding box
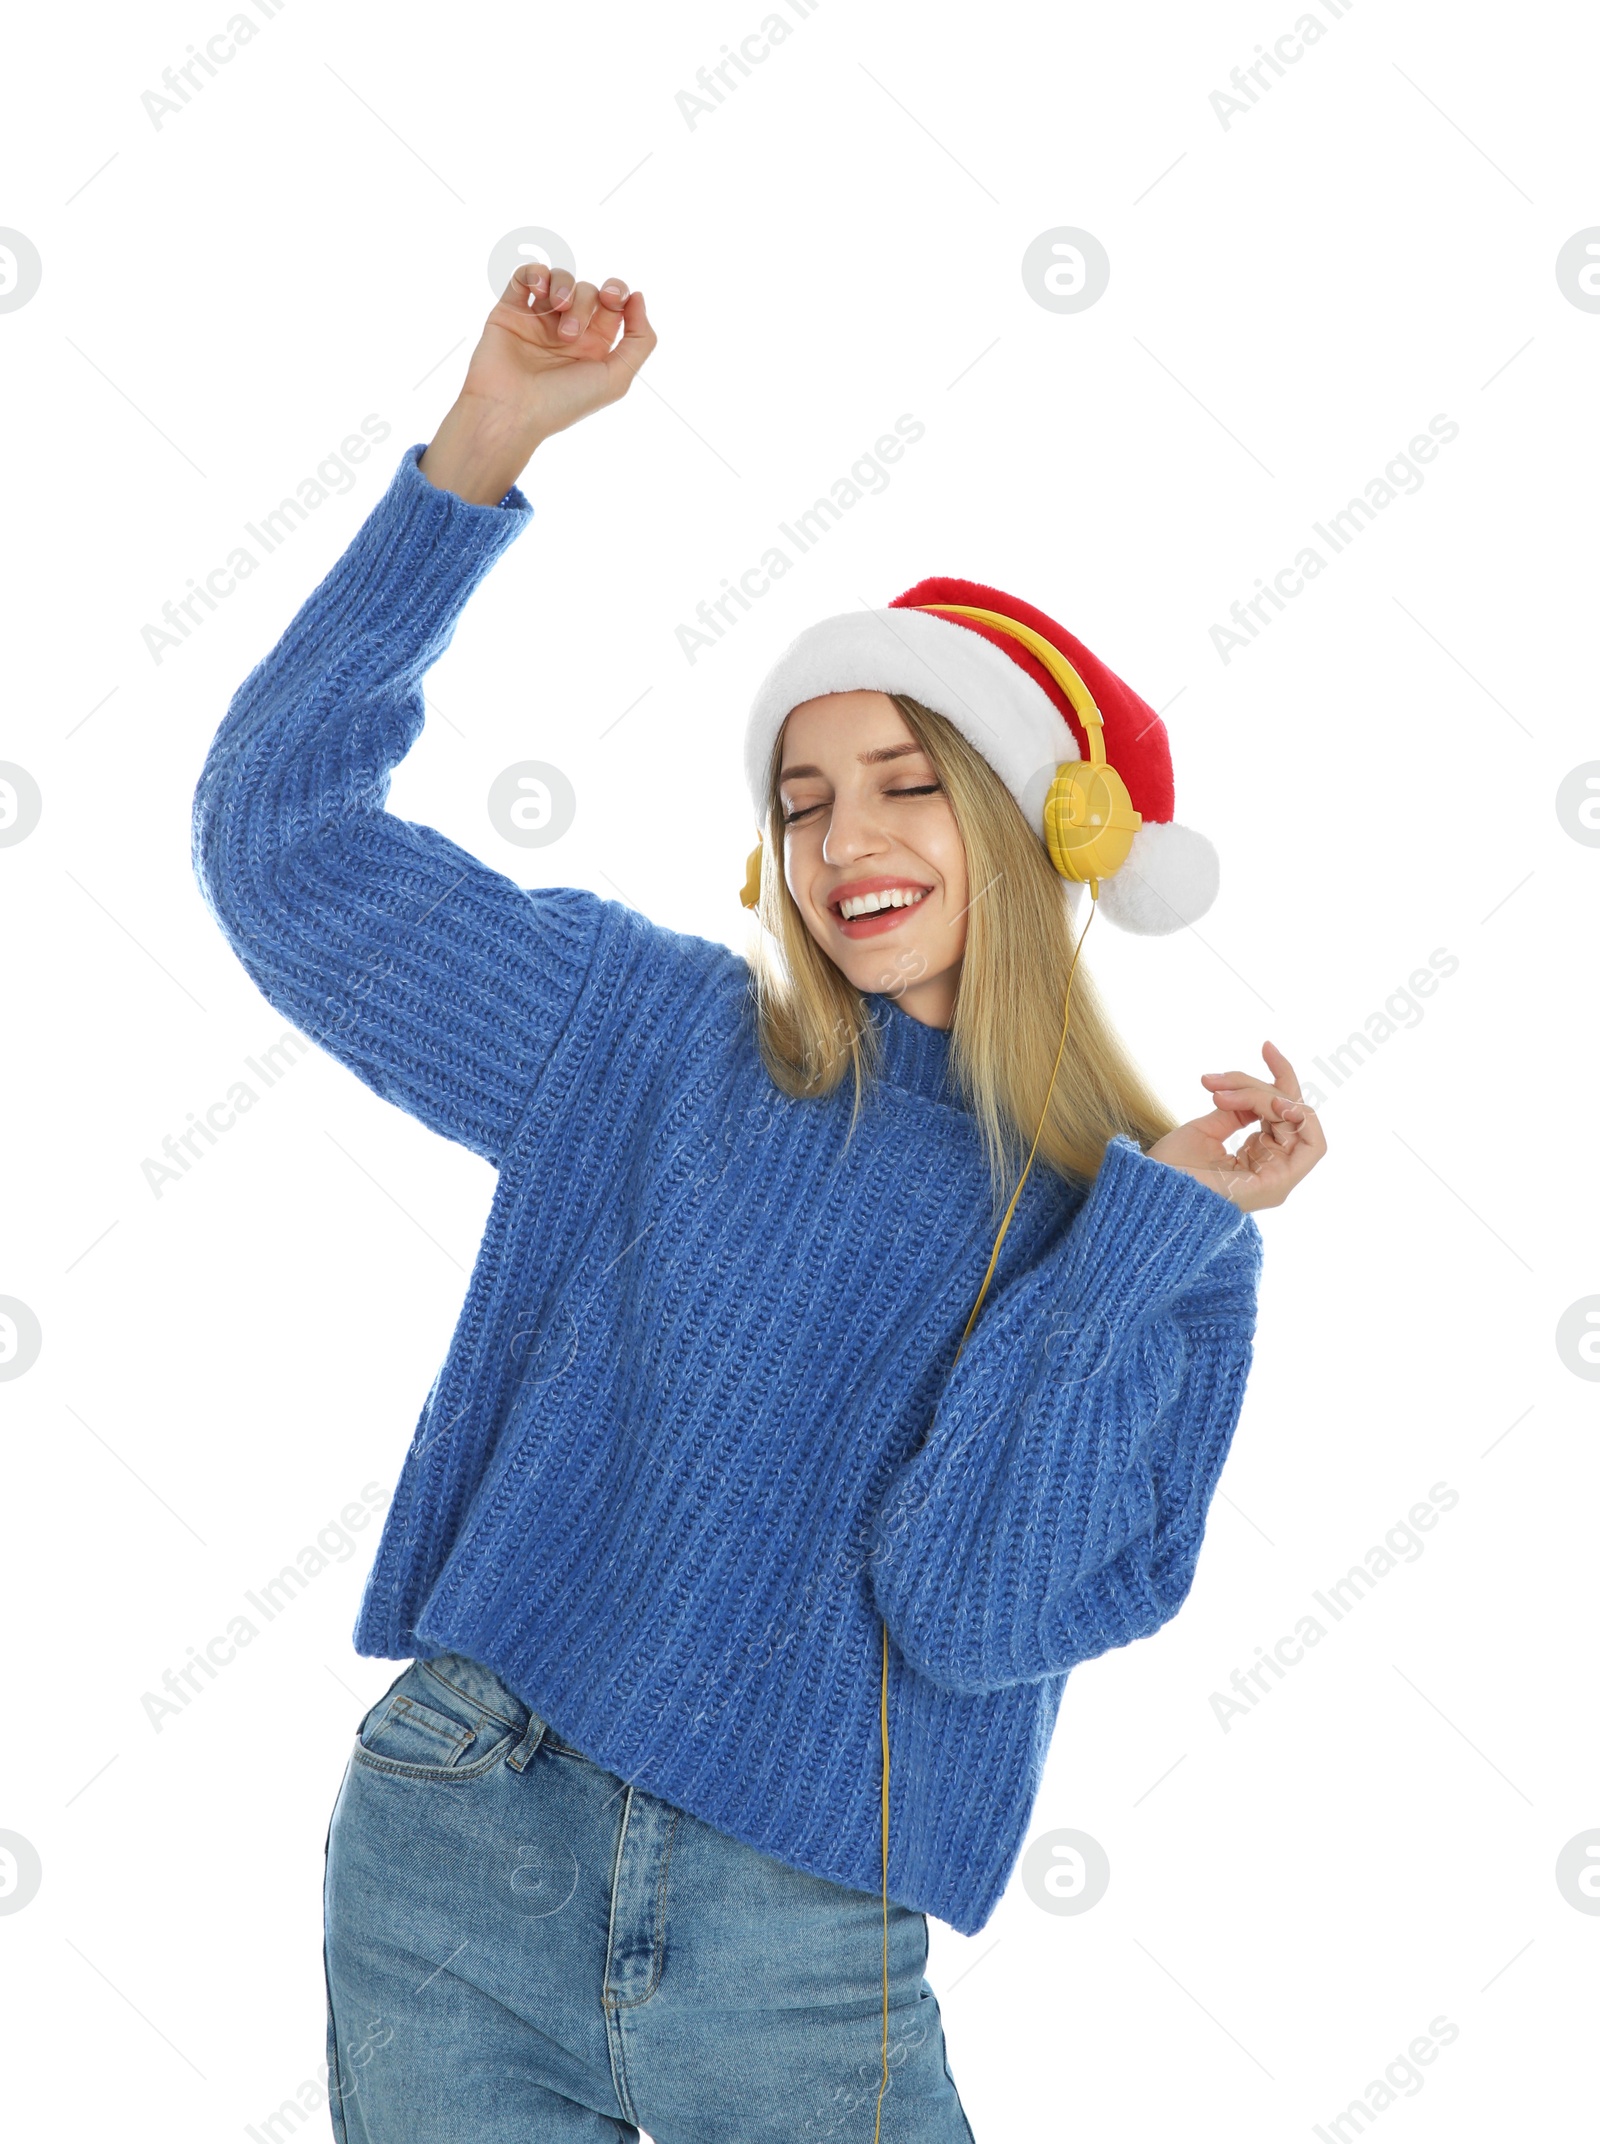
[869,1135,1263,1694]
[190,264,658,1167]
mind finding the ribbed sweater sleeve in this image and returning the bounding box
[190,444,603,1167]
[869,1134,1263,1695]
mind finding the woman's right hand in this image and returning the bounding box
[420,263,656,504]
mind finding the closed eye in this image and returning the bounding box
[782,784,941,827]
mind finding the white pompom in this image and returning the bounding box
[1096,822,1221,936]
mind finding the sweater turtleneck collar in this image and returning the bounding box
[867,993,963,1108]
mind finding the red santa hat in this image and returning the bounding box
[744,575,1219,936]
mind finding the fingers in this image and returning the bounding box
[1182,1042,1328,1211]
[551,277,599,340]
[1200,1072,1282,1123]
[507,260,556,313]
[601,289,657,392]
[505,262,597,332]
[1202,1040,1305,1133]
[1285,1093,1328,1163]
[537,264,574,318]
[1202,1045,1300,1099]
[1202,1073,1319,1166]
[505,266,642,371]
[1258,1120,1323,1193]
[584,279,633,362]
[1235,1088,1329,1193]
[1260,1041,1303,1100]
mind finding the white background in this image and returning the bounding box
[3,0,1597,2137]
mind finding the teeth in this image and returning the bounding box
[839,888,926,920]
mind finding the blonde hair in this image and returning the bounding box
[744,693,1180,1218]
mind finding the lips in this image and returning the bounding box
[827,880,933,939]
[836,905,922,939]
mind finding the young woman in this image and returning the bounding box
[192,263,1324,2144]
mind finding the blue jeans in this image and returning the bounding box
[322,1653,977,2142]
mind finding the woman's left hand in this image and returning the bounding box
[1145,1041,1327,1212]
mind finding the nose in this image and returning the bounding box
[820,784,888,867]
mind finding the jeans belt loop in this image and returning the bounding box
[504,1712,548,1773]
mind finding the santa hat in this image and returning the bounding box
[744,575,1219,936]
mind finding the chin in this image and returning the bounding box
[850,943,934,997]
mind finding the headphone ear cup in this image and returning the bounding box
[1043,761,1142,884]
[739,841,764,911]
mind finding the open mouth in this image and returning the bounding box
[829,885,932,936]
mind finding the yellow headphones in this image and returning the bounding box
[739,602,1142,909]
[742,602,1142,2144]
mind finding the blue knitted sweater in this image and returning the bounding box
[192,441,1263,1936]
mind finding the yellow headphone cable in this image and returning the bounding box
[738,596,1140,2138]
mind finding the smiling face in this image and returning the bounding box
[777,690,969,1030]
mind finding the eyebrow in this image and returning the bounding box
[778,742,926,782]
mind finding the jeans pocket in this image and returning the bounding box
[352,1659,516,1781]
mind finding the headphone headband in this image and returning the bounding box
[913,603,1108,770]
